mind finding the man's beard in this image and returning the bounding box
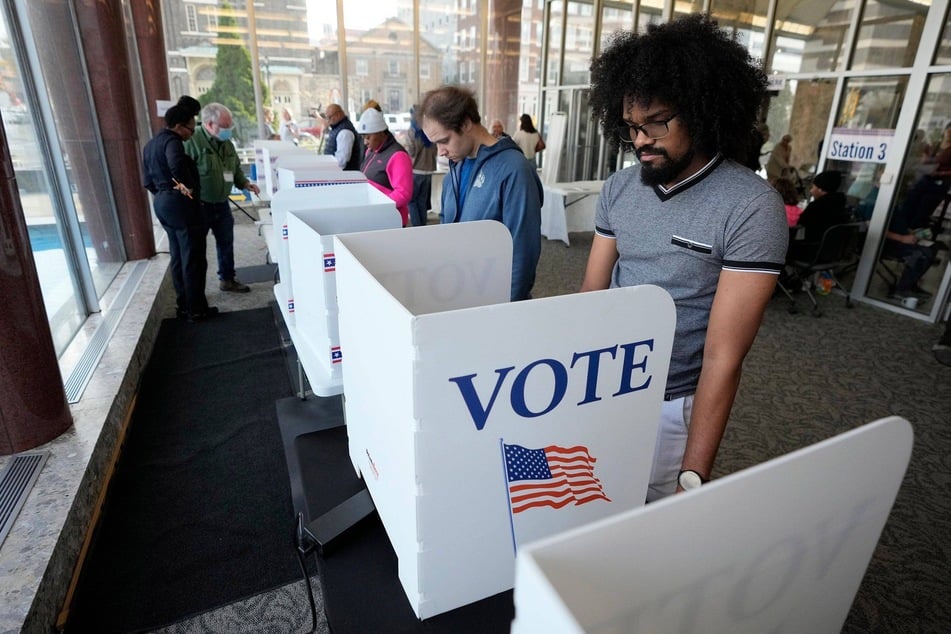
[637,146,695,187]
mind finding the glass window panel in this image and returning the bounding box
[485,0,524,131]
[763,77,835,179]
[563,0,595,85]
[674,0,705,21]
[710,0,770,63]
[862,73,951,310]
[637,0,664,32]
[0,43,85,354]
[546,0,565,85]
[444,0,481,96]
[769,0,858,73]
[826,75,907,208]
[933,3,951,64]
[600,1,633,48]
[24,3,128,296]
[4,3,126,354]
[850,0,929,70]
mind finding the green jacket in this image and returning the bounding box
[183,125,251,203]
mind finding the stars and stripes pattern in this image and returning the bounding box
[330,346,342,364]
[503,443,611,514]
[323,253,336,272]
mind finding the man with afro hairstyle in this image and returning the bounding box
[580,15,788,501]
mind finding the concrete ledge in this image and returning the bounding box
[0,253,172,633]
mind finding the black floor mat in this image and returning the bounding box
[66,307,300,633]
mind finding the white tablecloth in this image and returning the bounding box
[540,180,604,246]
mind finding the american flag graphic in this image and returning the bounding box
[330,346,342,364]
[282,224,288,239]
[323,253,336,272]
[287,299,295,312]
[503,443,611,514]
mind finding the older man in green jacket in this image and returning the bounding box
[185,102,260,293]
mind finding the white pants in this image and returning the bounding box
[645,395,694,503]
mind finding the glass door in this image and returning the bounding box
[856,73,951,315]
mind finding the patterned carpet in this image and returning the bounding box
[149,230,951,634]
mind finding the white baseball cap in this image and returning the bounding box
[356,108,387,134]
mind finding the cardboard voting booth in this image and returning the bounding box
[333,221,676,619]
[269,181,383,326]
[276,165,365,194]
[511,416,913,634]
[253,140,318,200]
[284,205,401,395]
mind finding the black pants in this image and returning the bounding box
[154,192,209,315]
[883,239,937,291]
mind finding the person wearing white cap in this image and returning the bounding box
[356,108,414,227]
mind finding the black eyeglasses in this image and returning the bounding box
[616,113,678,144]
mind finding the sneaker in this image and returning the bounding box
[187,306,219,322]
[933,341,951,367]
[220,278,250,293]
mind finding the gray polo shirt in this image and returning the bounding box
[595,155,788,398]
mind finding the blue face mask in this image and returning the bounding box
[216,127,233,141]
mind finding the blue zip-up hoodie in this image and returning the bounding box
[441,136,543,301]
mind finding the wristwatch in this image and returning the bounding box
[677,469,706,491]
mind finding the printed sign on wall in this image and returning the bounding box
[826,127,896,164]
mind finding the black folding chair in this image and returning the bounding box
[781,222,862,317]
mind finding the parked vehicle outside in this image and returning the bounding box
[296,116,324,150]
[385,112,412,145]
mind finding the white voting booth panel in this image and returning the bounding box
[333,220,676,619]
[511,416,914,634]
[253,141,319,200]
[285,207,401,395]
[276,165,364,193]
[269,181,378,326]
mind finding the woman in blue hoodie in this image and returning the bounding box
[420,86,543,301]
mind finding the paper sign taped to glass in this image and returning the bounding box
[333,221,676,619]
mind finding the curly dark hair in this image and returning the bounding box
[163,104,193,129]
[589,14,768,162]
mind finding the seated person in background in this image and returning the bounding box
[774,176,802,227]
[790,170,852,261]
[900,124,951,230]
[883,196,938,300]
[490,119,509,139]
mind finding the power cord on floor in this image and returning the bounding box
[229,197,260,222]
[294,512,321,634]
